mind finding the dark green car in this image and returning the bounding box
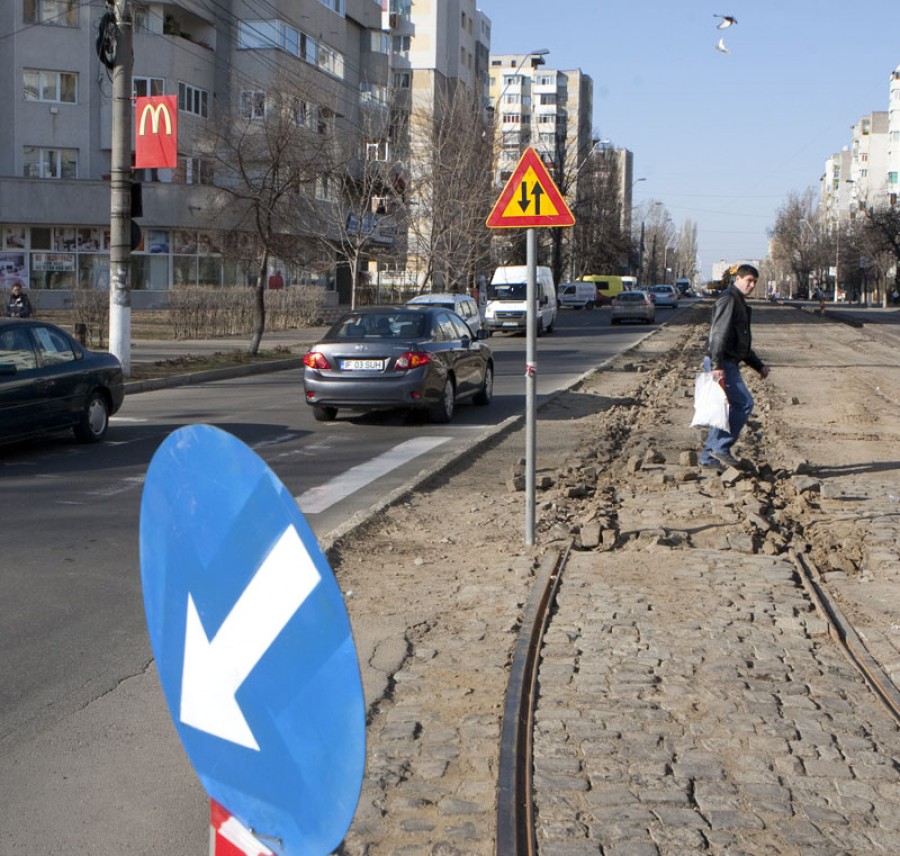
[0,319,125,445]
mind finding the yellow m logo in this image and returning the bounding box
[138,102,173,136]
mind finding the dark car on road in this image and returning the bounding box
[0,319,125,445]
[302,305,493,423]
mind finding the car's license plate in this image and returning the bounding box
[341,359,384,371]
[502,321,518,327]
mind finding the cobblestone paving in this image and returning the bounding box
[534,549,900,855]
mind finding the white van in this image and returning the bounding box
[557,282,596,310]
[484,265,557,335]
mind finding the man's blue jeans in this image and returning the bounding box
[702,360,754,460]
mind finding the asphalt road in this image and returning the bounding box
[0,303,682,855]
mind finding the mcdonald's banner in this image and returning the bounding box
[134,96,178,169]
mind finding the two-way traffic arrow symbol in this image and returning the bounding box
[180,526,321,750]
[517,180,544,215]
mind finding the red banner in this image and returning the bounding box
[134,95,178,169]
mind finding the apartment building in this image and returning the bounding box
[0,0,389,307]
[820,63,900,222]
[488,54,593,196]
[381,0,492,291]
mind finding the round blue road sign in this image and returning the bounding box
[140,425,365,855]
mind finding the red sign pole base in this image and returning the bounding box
[210,800,275,856]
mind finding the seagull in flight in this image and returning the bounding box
[715,37,730,54]
[714,14,738,29]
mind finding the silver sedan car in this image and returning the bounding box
[610,291,656,325]
[302,306,493,423]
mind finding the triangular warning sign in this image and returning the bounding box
[486,147,575,229]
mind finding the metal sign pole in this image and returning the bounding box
[525,228,537,546]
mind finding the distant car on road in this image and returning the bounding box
[405,292,485,337]
[610,291,656,325]
[0,319,125,445]
[649,285,679,308]
[302,305,493,424]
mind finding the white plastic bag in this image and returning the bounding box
[691,372,730,431]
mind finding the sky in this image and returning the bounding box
[486,0,900,279]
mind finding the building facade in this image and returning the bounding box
[0,0,390,307]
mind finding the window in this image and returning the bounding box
[23,147,77,179]
[536,75,554,86]
[393,71,410,89]
[33,324,76,367]
[540,93,557,106]
[366,141,389,161]
[318,44,344,78]
[889,172,898,185]
[369,31,389,53]
[133,5,153,34]
[319,0,345,14]
[241,90,266,120]
[133,77,164,98]
[315,176,337,202]
[392,34,411,54]
[293,98,318,129]
[178,82,208,117]
[23,0,77,27]
[501,113,521,124]
[179,157,214,185]
[24,70,76,104]
[238,20,276,48]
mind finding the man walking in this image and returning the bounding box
[700,264,769,470]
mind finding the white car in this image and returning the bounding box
[406,293,485,337]
[649,285,679,308]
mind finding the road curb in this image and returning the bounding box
[124,357,303,394]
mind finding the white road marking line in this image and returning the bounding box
[295,436,451,514]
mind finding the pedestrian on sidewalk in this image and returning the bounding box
[699,263,769,470]
[5,281,33,318]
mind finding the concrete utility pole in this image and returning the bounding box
[109,0,134,375]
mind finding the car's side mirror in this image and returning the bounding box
[476,329,489,340]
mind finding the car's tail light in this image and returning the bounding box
[611,299,620,307]
[303,351,331,370]
[394,351,432,371]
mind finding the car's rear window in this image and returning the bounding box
[329,312,427,339]
[618,293,645,303]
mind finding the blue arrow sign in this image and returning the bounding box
[140,425,365,855]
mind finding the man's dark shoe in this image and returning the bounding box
[712,451,743,469]
[699,457,725,472]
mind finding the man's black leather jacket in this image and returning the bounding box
[707,284,763,372]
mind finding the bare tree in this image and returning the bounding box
[636,201,675,284]
[206,84,331,354]
[673,220,699,281]
[859,203,900,302]
[311,102,409,309]
[768,188,822,298]
[568,150,630,278]
[405,84,495,293]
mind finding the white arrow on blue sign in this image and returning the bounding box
[140,425,365,855]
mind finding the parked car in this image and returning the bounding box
[302,305,493,424]
[610,291,656,325]
[649,285,679,308]
[0,319,125,445]
[405,292,485,337]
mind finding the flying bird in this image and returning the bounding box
[715,37,730,54]
[714,14,738,29]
